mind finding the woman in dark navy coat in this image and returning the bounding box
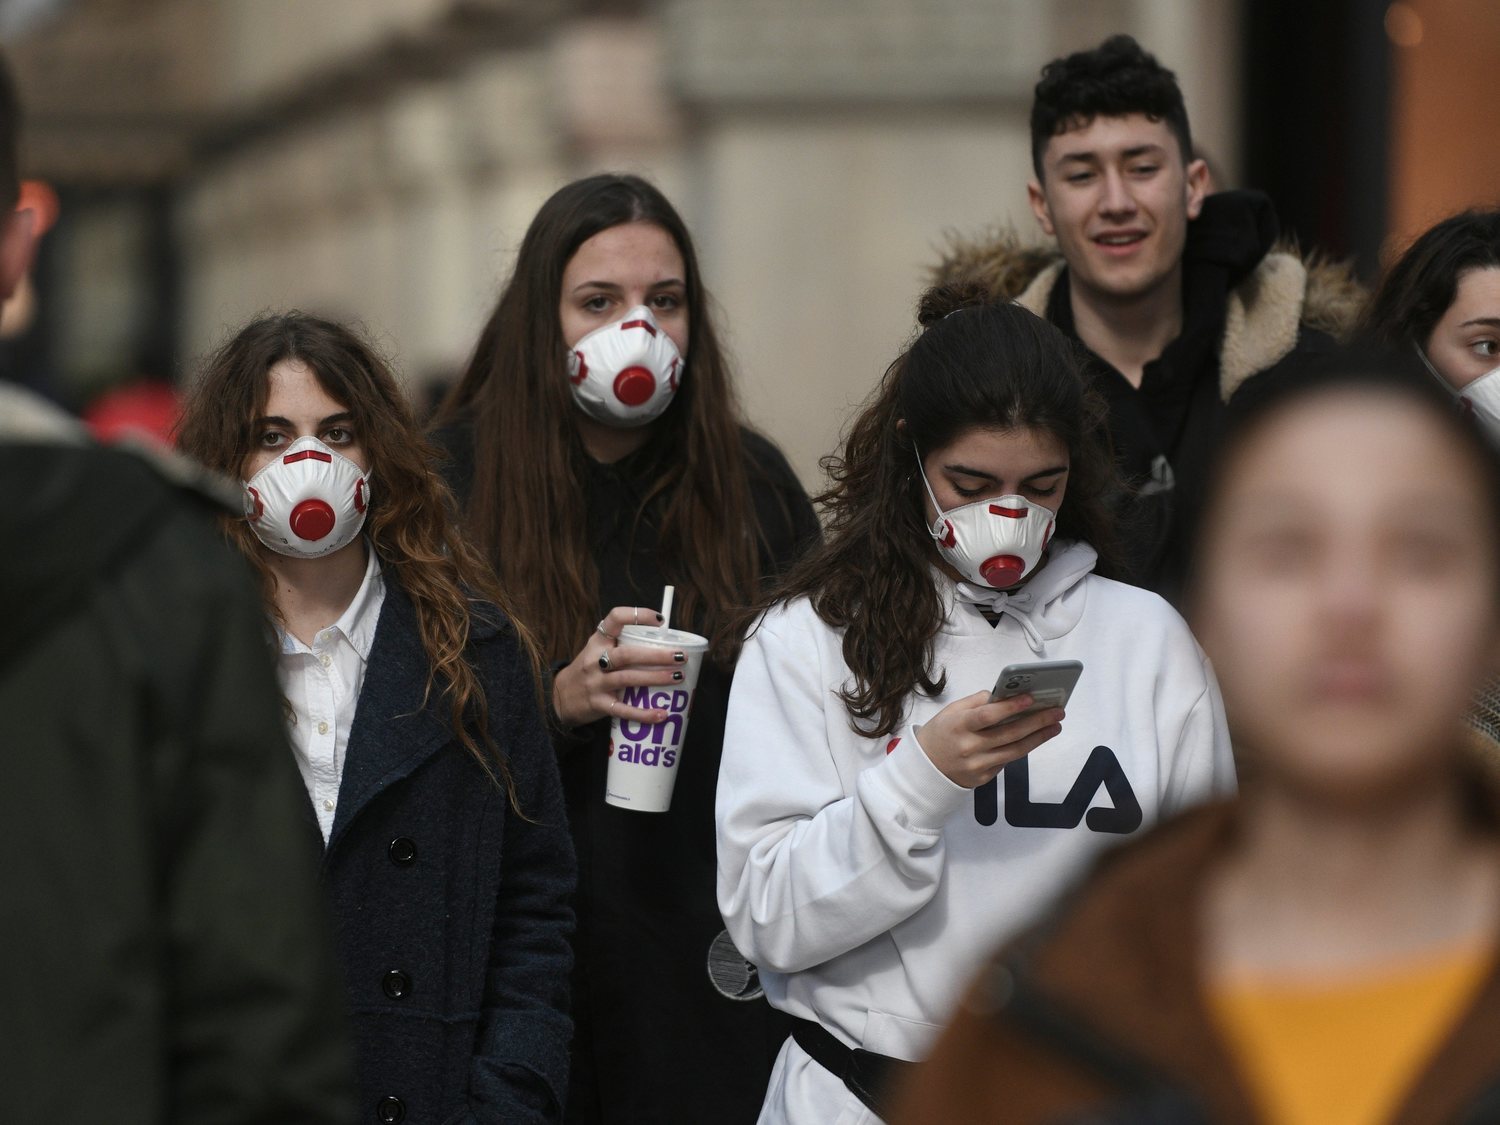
[178,313,575,1124]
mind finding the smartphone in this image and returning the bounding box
[989,660,1083,714]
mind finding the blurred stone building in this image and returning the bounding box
[10,0,1490,485]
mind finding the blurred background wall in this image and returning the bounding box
[2,0,1496,486]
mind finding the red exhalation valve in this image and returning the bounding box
[979,554,1026,588]
[290,498,337,541]
[613,366,656,407]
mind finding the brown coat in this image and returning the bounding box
[888,801,1500,1125]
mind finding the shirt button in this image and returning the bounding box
[317,721,329,735]
[320,654,331,668]
[323,799,335,812]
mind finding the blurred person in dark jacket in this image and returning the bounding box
[890,356,1500,1125]
[0,53,356,1125]
[931,35,1362,600]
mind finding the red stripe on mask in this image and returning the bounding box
[284,449,333,465]
[619,319,659,336]
[989,504,1026,518]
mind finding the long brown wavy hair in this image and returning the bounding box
[176,312,540,808]
[434,173,761,666]
[749,285,1122,738]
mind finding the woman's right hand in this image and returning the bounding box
[914,691,1065,789]
[551,605,685,730]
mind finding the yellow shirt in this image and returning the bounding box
[1210,946,1493,1125]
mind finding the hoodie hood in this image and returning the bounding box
[941,539,1097,653]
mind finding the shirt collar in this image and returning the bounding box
[274,542,384,661]
[335,544,384,661]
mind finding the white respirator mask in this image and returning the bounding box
[243,436,371,559]
[567,305,683,427]
[917,454,1056,589]
[1416,343,1500,445]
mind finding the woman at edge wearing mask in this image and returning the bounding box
[432,173,820,1125]
[715,288,1235,1125]
[1363,210,1500,753]
[176,313,575,1124]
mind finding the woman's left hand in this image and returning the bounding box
[551,605,683,729]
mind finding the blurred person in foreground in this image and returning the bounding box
[0,53,355,1124]
[932,35,1360,601]
[1363,210,1500,753]
[890,355,1500,1124]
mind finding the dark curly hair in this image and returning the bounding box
[1361,210,1500,353]
[745,285,1122,738]
[1030,34,1192,180]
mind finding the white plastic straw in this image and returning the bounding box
[659,585,675,636]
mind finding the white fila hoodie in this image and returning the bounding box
[716,541,1235,1125]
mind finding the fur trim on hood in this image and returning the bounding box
[928,221,1367,400]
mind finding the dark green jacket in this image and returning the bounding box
[0,393,355,1124]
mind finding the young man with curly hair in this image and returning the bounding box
[935,36,1360,599]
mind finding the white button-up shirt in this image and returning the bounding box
[275,547,385,842]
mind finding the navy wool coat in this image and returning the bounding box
[321,576,576,1124]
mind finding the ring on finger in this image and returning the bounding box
[598,650,612,673]
[596,620,617,641]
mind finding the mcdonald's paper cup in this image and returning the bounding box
[605,625,710,812]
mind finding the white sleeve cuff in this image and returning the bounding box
[873,724,971,830]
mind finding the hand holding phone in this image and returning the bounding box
[989,660,1083,715]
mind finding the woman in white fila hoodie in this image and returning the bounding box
[716,290,1236,1125]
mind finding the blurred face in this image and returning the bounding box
[1027,114,1208,307]
[558,220,689,355]
[1193,391,1500,803]
[1424,266,1500,390]
[919,424,1070,521]
[243,358,366,479]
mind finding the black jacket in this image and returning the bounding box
[436,422,820,1125]
[932,191,1362,601]
[0,403,355,1124]
[322,574,576,1124]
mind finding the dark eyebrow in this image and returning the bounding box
[572,278,687,294]
[1459,317,1500,330]
[943,463,1069,482]
[1057,143,1164,166]
[251,412,352,429]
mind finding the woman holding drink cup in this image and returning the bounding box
[434,173,819,1125]
[716,288,1235,1124]
[176,313,575,1123]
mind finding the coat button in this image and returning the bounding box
[375,1096,405,1123]
[382,969,411,999]
[388,837,417,865]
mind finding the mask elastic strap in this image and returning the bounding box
[912,445,948,539]
[1414,341,1459,397]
